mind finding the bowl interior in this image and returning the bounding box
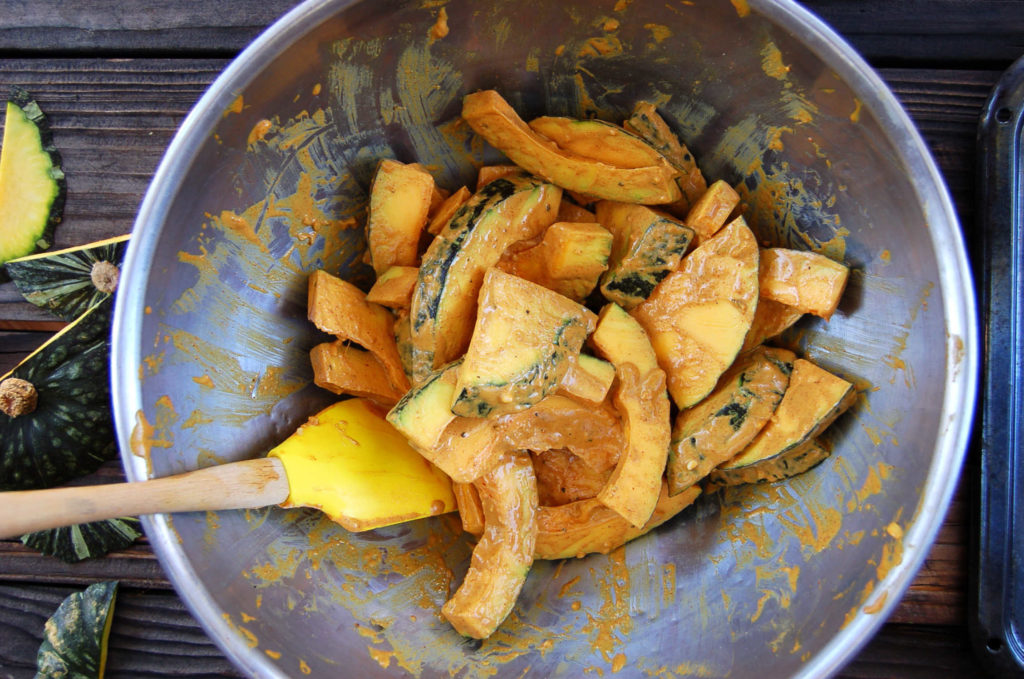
[113,0,976,677]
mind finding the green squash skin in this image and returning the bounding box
[22,518,141,563]
[6,236,128,321]
[0,86,66,276]
[36,581,118,679]
[1,298,115,490]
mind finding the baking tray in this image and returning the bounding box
[972,53,1024,676]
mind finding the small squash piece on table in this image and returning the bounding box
[310,340,406,405]
[5,234,128,321]
[307,269,409,393]
[623,101,707,215]
[366,265,419,309]
[426,185,471,235]
[741,298,806,352]
[684,179,741,244]
[528,116,667,169]
[666,346,795,495]
[758,248,850,320]
[366,159,434,274]
[534,482,701,560]
[410,172,562,367]
[451,268,597,418]
[386,360,461,451]
[596,201,695,310]
[22,517,141,563]
[711,359,855,486]
[1,298,114,491]
[461,90,681,204]
[589,303,671,528]
[442,452,538,639]
[497,221,613,302]
[632,216,760,409]
[0,86,66,268]
[557,353,616,405]
[36,581,118,679]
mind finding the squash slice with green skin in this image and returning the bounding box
[667,346,794,495]
[0,298,114,490]
[22,517,141,563]
[36,580,118,679]
[442,453,538,638]
[5,234,128,321]
[528,116,666,169]
[711,359,855,486]
[0,87,66,269]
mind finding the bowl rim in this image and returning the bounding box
[110,0,980,677]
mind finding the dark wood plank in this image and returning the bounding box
[837,624,988,678]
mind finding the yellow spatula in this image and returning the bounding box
[0,398,456,539]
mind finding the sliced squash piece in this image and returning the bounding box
[0,87,65,267]
[426,185,470,235]
[684,179,741,243]
[366,265,418,309]
[496,395,623,473]
[622,101,706,215]
[393,311,434,387]
[498,221,612,302]
[5,234,128,321]
[461,90,681,204]
[596,201,695,309]
[476,164,521,189]
[590,302,660,375]
[22,517,141,563]
[386,360,461,451]
[310,340,406,405]
[410,172,561,367]
[419,416,506,484]
[1,298,114,490]
[36,581,118,679]
[666,346,794,495]
[532,448,611,506]
[712,359,855,486]
[632,217,760,409]
[758,248,850,320]
[307,269,409,393]
[452,268,596,417]
[366,159,434,274]
[442,452,538,638]
[556,199,596,223]
[528,116,665,169]
[557,353,616,405]
[535,483,700,560]
[453,481,485,536]
[741,298,805,352]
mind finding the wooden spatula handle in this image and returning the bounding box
[0,457,289,539]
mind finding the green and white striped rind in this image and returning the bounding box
[22,518,142,563]
[35,580,118,679]
[5,235,129,321]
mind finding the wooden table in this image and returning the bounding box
[0,1,1017,676]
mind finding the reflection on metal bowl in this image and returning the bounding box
[111,0,977,677]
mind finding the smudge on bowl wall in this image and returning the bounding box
[115,0,973,677]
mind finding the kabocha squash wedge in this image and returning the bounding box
[497,221,612,302]
[557,353,616,405]
[1,298,114,490]
[475,164,521,189]
[386,360,461,451]
[307,269,409,393]
[22,517,141,563]
[365,265,418,309]
[393,311,433,387]
[758,248,850,320]
[36,581,118,679]
[310,340,406,405]
[426,185,470,235]
[528,116,666,169]
[666,346,794,495]
[453,481,485,536]
[0,86,65,267]
[410,172,561,367]
[535,483,701,560]
[452,268,597,417]
[684,180,741,244]
[596,201,695,309]
[622,101,706,215]
[366,159,434,274]
[632,217,760,409]
[442,453,538,639]
[741,298,806,352]
[461,90,681,204]
[712,359,855,486]
[5,234,128,321]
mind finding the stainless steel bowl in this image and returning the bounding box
[111,0,978,677]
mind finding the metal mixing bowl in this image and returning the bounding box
[110,0,978,677]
